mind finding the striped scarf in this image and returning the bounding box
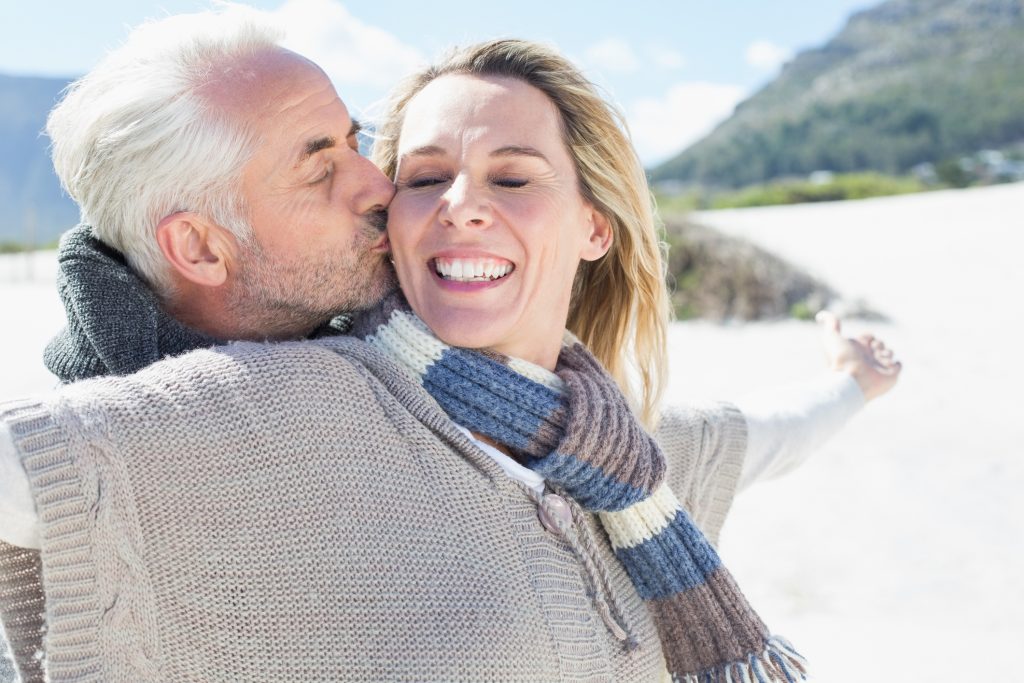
[352,293,807,683]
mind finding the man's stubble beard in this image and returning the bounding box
[229,211,396,340]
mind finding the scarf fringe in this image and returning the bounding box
[675,637,808,683]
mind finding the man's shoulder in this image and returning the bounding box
[33,337,401,436]
[135,336,384,391]
[12,337,418,448]
[43,337,375,408]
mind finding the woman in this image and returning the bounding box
[0,41,898,682]
[358,39,897,681]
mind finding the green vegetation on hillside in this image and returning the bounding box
[656,171,928,212]
[655,171,929,214]
[651,0,1024,188]
[713,172,926,207]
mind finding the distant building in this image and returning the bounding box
[911,162,938,184]
[972,150,1024,183]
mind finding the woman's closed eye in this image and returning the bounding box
[401,174,452,189]
[396,170,530,191]
[491,176,528,188]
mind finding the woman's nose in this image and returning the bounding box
[440,176,491,228]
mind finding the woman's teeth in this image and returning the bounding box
[434,258,514,282]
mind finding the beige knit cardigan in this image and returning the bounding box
[0,336,746,682]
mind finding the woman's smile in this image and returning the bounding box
[431,255,515,285]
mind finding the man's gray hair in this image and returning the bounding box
[47,6,283,295]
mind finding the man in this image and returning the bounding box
[1,7,395,680]
[42,8,395,383]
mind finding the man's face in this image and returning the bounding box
[222,49,396,338]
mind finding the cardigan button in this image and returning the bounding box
[538,493,573,535]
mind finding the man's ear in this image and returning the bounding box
[155,212,237,287]
[580,207,613,262]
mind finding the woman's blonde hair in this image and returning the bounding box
[373,39,670,427]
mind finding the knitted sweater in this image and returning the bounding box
[0,337,746,682]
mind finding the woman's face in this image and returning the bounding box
[388,74,611,369]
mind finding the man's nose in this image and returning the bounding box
[353,154,396,216]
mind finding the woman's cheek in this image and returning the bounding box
[386,195,426,249]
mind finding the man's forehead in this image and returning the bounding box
[222,50,356,184]
[198,47,333,119]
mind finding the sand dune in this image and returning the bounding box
[2,183,1021,680]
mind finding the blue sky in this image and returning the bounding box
[0,0,874,164]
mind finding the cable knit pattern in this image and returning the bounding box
[353,293,807,683]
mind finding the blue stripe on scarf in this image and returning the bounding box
[612,509,723,599]
[528,452,651,511]
[424,349,562,451]
[440,348,563,407]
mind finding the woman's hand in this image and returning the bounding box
[816,311,902,402]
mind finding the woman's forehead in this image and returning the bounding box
[398,74,564,154]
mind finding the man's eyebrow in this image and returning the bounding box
[299,136,336,164]
[349,119,363,138]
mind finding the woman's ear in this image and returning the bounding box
[580,208,613,262]
[155,212,237,288]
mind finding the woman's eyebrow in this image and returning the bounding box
[400,145,548,161]
[402,144,446,159]
[491,145,549,162]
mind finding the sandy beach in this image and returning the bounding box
[682,182,1024,680]
[2,182,1022,680]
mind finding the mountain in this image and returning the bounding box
[650,0,1024,188]
[0,73,78,246]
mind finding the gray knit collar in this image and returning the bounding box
[43,224,349,383]
[43,224,218,383]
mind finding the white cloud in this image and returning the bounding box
[628,82,746,165]
[745,40,793,72]
[583,38,640,74]
[648,46,686,70]
[266,0,426,89]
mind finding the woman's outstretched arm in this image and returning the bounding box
[736,312,902,489]
[656,314,902,536]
